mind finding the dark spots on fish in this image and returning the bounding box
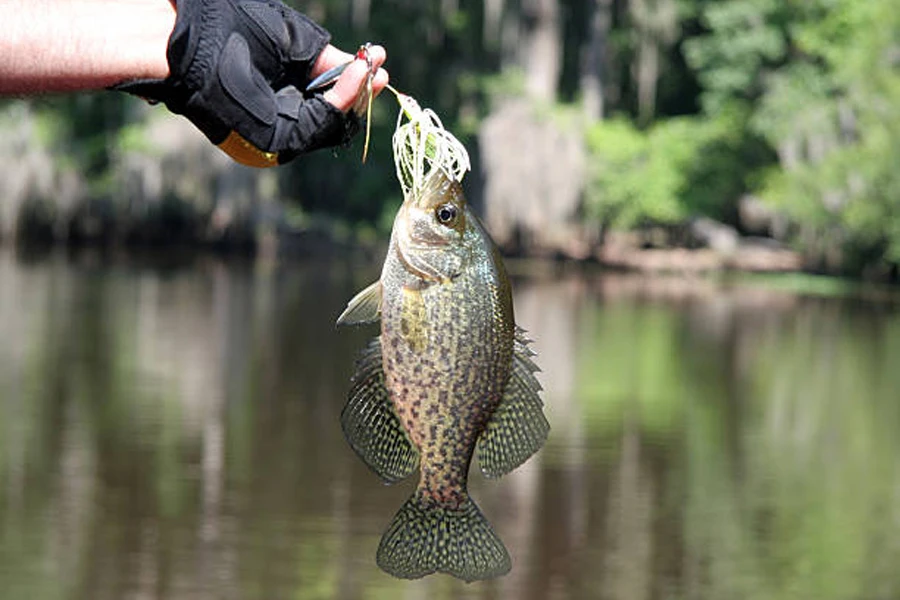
[421,486,465,509]
[429,424,437,440]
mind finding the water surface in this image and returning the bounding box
[2,251,900,600]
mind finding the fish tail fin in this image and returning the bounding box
[376,492,511,582]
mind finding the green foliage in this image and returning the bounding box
[749,0,900,270]
[682,0,790,113]
[585,118,691,228]
[585,107,769,228]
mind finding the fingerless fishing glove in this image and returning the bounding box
[117,0,358,166]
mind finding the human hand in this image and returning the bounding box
[116,0,389,167]
[312,44,389,114]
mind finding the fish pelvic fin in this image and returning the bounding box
[377,492,511,582]
[336,281,382,326]
[477,327,549,478]
[342,338,419,483]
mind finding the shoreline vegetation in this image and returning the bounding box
[0,210,819,279]
[0,155,848,280]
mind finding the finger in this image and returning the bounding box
[371,67,389,97]
[359,45,387,97]
[365,45,386,70]
[311,44,354,79]
[311,44,386,80]
[322,58,372,112]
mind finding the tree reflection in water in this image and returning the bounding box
[1,252,899,600]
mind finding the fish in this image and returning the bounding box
[336,169,549,582]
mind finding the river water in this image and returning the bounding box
[1,250,899,600]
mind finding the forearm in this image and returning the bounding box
[0,0,174,94]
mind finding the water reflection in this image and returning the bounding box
[1,252,900,600]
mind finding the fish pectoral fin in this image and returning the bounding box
[476,328,549,478]
[336,281,383,326]
[342,337,419,483]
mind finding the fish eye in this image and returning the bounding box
[435,204,458,226]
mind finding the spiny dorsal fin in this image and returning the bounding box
[341,338,419,483]
[336,281,382,326]
[476,329,549,478]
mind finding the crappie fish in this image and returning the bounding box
[337,170,549,582]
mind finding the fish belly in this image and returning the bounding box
[381,273,510,501]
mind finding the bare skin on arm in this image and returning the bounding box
[0,0,175,93]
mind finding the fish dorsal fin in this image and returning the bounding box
[342,337,419,483]
[476,328,549,478]
[336,281,382,326]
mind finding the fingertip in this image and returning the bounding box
[372,68,389,95]
[367,44,386,67]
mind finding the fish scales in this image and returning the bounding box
[337,170,549,582]
[381,214,514,507]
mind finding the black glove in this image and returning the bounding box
[116,0,359,166]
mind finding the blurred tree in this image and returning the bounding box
[579,0,614,121]
[682,0,789,115]
[629,0,678,123]
[521,0,563,102]
[750,0,900,274]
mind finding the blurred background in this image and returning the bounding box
[2,1,900,599]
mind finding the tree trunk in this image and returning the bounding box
[635,32,659,124]
[521,0,562,102]
[580,0,613,122]
[483,0,504,49]
[351,0,370,31]
[629,0,677,124]
[479,99,587,257]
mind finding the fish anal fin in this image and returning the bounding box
[477,331,549,478]
[377,492,511,582]
[342,338,419,483]
[336,281,382,326]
